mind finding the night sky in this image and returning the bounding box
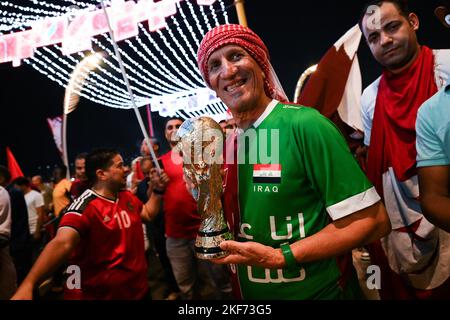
[0,0,448,179]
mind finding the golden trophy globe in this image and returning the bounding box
[175,117,233,259]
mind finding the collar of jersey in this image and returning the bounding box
[236,99,279,135]
[90,189,118,203]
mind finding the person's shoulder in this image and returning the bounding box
[418,87,447,118]
[276,102,319,118]
[119,189,140,201]
[277,102,325,124]
[362,76,381,104]
[433,49,450,66]
[433,49,450,86]
[29,189,43,200]
[0,188,8,207]
[159,150,173,165]
[54,179,70,190]
[6,185,24,200]
[29,189,40,196]
[119,190,143,207]
[363,76,381,93]
[119,189,133,196]
[159,151,171,159]
[275,103,340,137]
[0,186,9,200]
[64,189,97,215]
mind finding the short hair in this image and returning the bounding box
[359,0,410,31]
[164,117,184,129]
[32,175,43,184]
[142,137,160,148]
[75,152,88,161]
[140,156,152,167]
[53,165,67,180]
[0,165,11,184]
[85,148,119,184]
[150,137,160,148]
[12,176,30,188]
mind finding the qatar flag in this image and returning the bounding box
[297,24,363,134]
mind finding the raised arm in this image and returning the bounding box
[141,168,169,222]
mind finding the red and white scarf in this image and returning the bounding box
[367,46,438,195]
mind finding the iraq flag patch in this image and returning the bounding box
[253,164,281,184]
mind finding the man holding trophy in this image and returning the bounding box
[179,24,392,300]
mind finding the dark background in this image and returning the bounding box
[0,0,448,179]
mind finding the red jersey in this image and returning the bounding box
[59,189,148,300]
[70,179,90,199]
[160,150,201,239]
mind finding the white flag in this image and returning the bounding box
[47,116,63,157]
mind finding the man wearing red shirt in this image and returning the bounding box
[159,119,202,241]
[154,117,231,299]
[11,149,167,300]
[70,152,90,200]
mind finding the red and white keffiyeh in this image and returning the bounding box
[197,24,287,102]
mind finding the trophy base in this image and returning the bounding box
[194,228,234,260]
[195,250,229,260]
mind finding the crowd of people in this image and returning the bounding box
[1,0,449,300]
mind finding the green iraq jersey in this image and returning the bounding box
[234,100,380,299]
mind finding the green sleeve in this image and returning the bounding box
[295,108,379,220]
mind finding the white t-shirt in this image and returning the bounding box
[0,186,12,238]
[25,189,45,234]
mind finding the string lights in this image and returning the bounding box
[0,0,232,121]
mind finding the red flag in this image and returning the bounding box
[6,147,24,180]
[297,24,363,134]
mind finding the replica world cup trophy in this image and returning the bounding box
[175,117,233,259]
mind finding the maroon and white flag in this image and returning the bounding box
[47,116,63,157]
[297,24,363,132]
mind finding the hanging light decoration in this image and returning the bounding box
[0,0,232,121]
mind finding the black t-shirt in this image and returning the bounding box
[6,185,31,253]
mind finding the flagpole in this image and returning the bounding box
[293,64,318,103]
[62,112,70,179]
[101,1,160,171]
[234,0,248,27]
[146,104,154,137]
